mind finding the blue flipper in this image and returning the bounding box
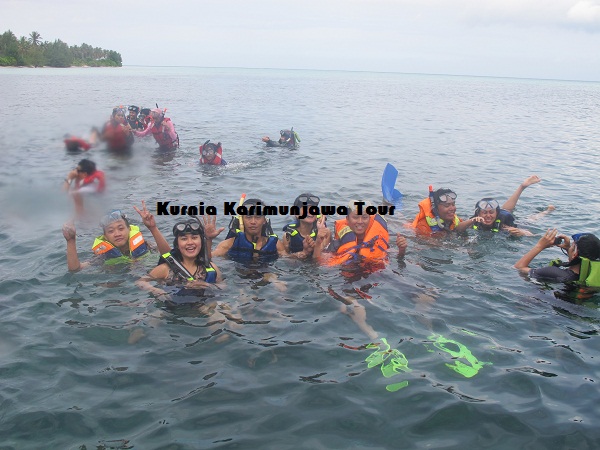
[381,163,403,206]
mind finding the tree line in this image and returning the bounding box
[0,30,122,67]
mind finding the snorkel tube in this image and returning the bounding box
[429,185,444,230]
[161,252,194,281]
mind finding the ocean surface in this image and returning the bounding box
[1,66,600,449]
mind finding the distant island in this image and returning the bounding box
[0,30,122,67]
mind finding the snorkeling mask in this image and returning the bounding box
[173,219,203,237]
[100,210,129,229]
[294,193,320,208]
[436,192,457,204]
[128,105,139,113]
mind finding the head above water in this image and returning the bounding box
[474,197,500,225]
[573,233,600,261]
[77,159,96,175]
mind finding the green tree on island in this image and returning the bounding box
[0,29,123,67]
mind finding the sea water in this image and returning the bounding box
[0,66,600,449]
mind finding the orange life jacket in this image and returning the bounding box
[412,197,460,235]
[327,214,389,266]
[78,170,106,193]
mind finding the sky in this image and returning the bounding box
[2,0,600,81]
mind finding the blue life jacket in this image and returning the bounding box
[282,221,317,253]
[227,231,279,261]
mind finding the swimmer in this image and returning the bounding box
[133,108,179,150]
[326,200,408,266]
[199,140,227,165]
[514,230,600,285]
[412,188,482,236]
[126,105,145,130]
[101,107,134,151]
[282,193,331,259]
[262,128,300,148]
[136,217,223,302]
[471,175,553,237]
[211,198,287,261]
[62,159,105,216]
[63,201,171,272]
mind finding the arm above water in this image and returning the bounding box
[502,175,541,213]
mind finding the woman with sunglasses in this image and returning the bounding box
[471,175,552,237]
[199,140,227,165]
[413,188,483,236]
[63,201,171,272]
[137,218,222,300]
[282,193,331,259]
[101,107,134,151]
[514,230,600,285]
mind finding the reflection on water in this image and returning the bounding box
[1,67,600,448]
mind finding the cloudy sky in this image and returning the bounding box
[3,0,600,81]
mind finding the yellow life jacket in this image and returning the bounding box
[92,225,148,265]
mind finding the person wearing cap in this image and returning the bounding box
[133,108,179,150]
[326,200,408,267]
[471,175,554,237]
[211,198,286,261]
[199,140,227,165]
[62,201,171,272]
[101,107,134,151]
[261,128,300,148]
[126,105,144,130]
[412,187,483,236]
[514,230,600,285]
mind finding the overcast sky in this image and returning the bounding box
[3,0,600,81]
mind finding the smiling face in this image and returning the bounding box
[103,219,129,250]
[177,233,202,259]
[437,201,456,223]
[478,207,498,226]
[347,211,371,239]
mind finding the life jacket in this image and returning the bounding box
[227,230,279,261]
[472,209,515,232]
[159,249,217,283]
[64,137,90,151]
[412,197,460,235]
[103,121,133,150]
[327,214,389,266]
[91,225,148,265]
[578,257,600,287]
[283,221,317,253]
[77,170,106,193]
[152,118,179,149]
[199,142,225,165]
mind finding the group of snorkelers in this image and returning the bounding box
[65,106,300,167]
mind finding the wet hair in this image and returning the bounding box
[576,234,600,261]
[78,159,96,174]
[433,188,456,205]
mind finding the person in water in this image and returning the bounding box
[63,128,100,152]
[63,201,171,272]
[323,201,408,340]
[136,217,223,301]
[63,159,106,216]
[133,108,179,150]
[138,108,151,129]
[199,140,227,165]
[101,107,134,151]
[470,175,554,237]
[412,188,483,236]
[127,105,145,130]
[211,198,287,261]
[262,129,300,148]
[282,193,331,259]
[514,229,600,285]
[326,200,408,266]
